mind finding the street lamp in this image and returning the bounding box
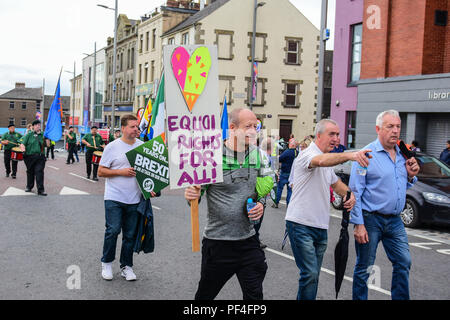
[316,0,328,122]
[64,61,76,127]
[98,1,118,133]
[250,0,265,110]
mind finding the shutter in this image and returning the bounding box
[426,114,450,158]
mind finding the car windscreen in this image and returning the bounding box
[416,155,450,179]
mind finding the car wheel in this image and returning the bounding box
[331,191,343,210]
[401,198,420,228]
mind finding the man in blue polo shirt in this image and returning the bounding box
[349,110,420,300]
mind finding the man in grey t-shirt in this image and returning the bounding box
[185,108,268,300]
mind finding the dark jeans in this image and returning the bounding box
[286,220,328,300]
[195,235,268,300]
[67,143,76,163]
[85,149,98,178]
[4,149,18,175]
[46,145,54,159]
[353,212,411,300]
[24,154,46,193]
[101,200,140,268]
[275,172,292,205]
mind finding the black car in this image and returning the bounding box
[332,152,450,228]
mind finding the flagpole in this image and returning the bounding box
[41,78,45,128]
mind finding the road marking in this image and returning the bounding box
[409,242,442,250]
[69,173,97,183]
[405,229,450,246]
[152,206,161,210]
[1,187,34,196]
[264,247,391,296]
[59,186,89,195]
[48,165,60,170]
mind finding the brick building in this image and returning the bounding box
[331,0,450,157]
[0,83,42,128]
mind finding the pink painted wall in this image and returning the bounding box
[330,0,364,145]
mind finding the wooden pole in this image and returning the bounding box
[190,199,200,252]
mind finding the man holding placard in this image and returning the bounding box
[185,108,270,300]
[98,114,158,281]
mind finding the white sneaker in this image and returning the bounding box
[101,262,113,280]
[121,266,137,281]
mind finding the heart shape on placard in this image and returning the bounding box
[171,46,212,112]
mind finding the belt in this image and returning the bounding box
[365,210,396,218]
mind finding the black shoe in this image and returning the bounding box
[92,177,99,181]
[25,188,32,192]
[271,203,279,208]
[260,242,267,249]
[38,192,47,196]
[6,173,10,178]
[66,162,70,165]
[11,174,16,179]
[87,175,90,180]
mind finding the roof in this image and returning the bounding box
[163,0,231,36]
[0,87,42,100]
[44,95,71,110]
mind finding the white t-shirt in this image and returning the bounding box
[285,142,339,230]
[99,138,144,204]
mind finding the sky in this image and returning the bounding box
[0,0,335,97]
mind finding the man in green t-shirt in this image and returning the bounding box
[1,124,23,178]
[19,120,50,196]
[82,126,106,181]
[65,126,77,164]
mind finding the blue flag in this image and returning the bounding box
[44,79,63,141]
[221,96,229,141]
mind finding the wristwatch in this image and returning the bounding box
[257,197,267,208]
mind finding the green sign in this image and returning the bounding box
[126,135,169,199]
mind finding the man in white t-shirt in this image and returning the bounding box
[285,119,371,300]
[98,114,156,281]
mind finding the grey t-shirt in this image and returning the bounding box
[201,144,261,241]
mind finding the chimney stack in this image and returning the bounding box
[15,82,25,88]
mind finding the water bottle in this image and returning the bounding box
[247,198,259,224]
[356,152,370,176]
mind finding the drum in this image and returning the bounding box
[11,147,24,161]
[92,151,103,165]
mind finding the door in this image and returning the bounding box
[279,119,292,142]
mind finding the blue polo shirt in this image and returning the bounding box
[349,139,417,225]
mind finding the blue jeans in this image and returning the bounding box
[286,220,328,300]
[353,212,411,300]
[101,200,139,268]
[275,172,292,205]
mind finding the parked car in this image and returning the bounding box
[332,152,450,228]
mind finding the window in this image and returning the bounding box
[219,75,235,105]
[152,28,157,49]
[9,101,14,109]
[285,38,302,65]
[350,24,362,83]
[127,49,131,69]
[21,118,26,126]
[245,77,267,107]
[282,80,302,108]
[346,111,356,149]
[22,102,27,110]
[215,30,234,60]
[285,84,297,106]
[168,37,175,45]
[151,60,155,82]
[9,118,14,125]
[140,34,144,53]
[248,32,268,63]
[182,32,189,45]
[146,31,150,51]
[139,64,142,84]
[144,63,148,83]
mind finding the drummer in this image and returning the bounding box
[1,124,23,179]
[19,120,50,196]
[82,126,105,181]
